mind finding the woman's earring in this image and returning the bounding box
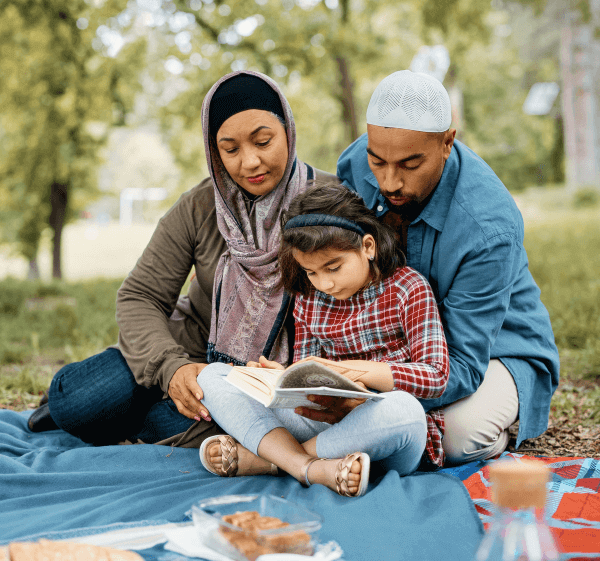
[368,256,374,261]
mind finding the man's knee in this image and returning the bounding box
[443,426,510,465]
[441,360,518,465]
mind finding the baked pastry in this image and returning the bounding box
[219,510,313,561]
[3,539,143,561]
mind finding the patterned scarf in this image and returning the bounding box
[202,71,309,366]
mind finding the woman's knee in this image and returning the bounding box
[48,348,157,443]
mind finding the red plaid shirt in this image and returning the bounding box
[293,266,450,467]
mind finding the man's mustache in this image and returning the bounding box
[380,190,410,199]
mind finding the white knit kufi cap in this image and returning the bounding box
[366,70,452,133]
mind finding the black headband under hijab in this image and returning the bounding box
[209,74,285,138]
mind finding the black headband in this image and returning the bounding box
[209,74,285,138]
[284,214,366,236]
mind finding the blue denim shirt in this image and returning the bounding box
[337,135,560,446]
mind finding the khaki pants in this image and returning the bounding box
[441,359,519,465]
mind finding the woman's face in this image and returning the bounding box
[216,109,289,197]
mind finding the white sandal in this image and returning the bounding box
[199,435,278,477]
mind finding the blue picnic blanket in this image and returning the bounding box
[0,410,483,560]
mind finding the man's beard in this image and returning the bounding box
[383,197,423,221]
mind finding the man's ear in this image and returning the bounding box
[443,129,456,160]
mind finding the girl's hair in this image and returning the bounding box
[279,181,406,296]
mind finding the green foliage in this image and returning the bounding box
[550,379,600,423]
[148,0,566,194]
[160,0,421,176]
[573,188,599,208]
[0,0,143,271]
[0,277,122,362]
[1,367,50,395]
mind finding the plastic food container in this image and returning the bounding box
[191,494,323,561]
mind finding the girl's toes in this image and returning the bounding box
[208,443,223,470]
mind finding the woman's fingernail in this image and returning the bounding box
[194,415,202,421]
[201,412,212,421]
[196,393,202,401]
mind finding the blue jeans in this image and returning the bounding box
[48,348,195,445]
[198,363,428,476]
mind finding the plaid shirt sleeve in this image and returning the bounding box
[292,295,325,362]
[382,273,450,400]
[382,272,449,468]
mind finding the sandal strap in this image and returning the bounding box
[335,452,362,497]
[219,435,238,477]
[300,457,327,487]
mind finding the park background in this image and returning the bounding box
[0,0,599,455]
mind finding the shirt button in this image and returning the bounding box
[377,205,383,212]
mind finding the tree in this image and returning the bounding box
[0,0,143,278]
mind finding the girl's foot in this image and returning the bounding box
[200,435,278,477]
[302,452,370,497]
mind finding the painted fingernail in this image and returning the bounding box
[194,415,202,421]
[195,393,202,400]
[201,412,212,421]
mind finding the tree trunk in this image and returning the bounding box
[335,55,359,144]
[559,7,600,190]
[49,182,68,279]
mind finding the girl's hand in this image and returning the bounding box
[295,356,339,368]
[246,356,285,370]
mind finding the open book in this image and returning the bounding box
[225,359,384,409]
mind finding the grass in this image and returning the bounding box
[1,191,599,426]
[0,278,122,408]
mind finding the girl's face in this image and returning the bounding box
[216,109,289,197]
[292,235,376,300]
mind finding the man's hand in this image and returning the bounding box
[168,363,211,421]
[295,381,368,424]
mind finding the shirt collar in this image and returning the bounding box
[412,141,460,232]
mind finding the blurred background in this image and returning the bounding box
[0,0,599,432]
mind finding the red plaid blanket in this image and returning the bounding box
[462,453,600,560]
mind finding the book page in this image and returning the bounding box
[276,361,374,394]
[270,387,384,409]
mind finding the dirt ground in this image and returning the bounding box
[507,377,600,458]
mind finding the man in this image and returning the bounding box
[336,70,559,465]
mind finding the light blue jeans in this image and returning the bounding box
[198,363,428,476]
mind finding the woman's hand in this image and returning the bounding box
[168,363,212,422]
[246,356,286,370]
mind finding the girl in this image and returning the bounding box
[197,182,449,497]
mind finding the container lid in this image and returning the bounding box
[489,459,550,509]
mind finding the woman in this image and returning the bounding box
[28,71,336,447]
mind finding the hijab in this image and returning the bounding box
[202,70,309,366]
